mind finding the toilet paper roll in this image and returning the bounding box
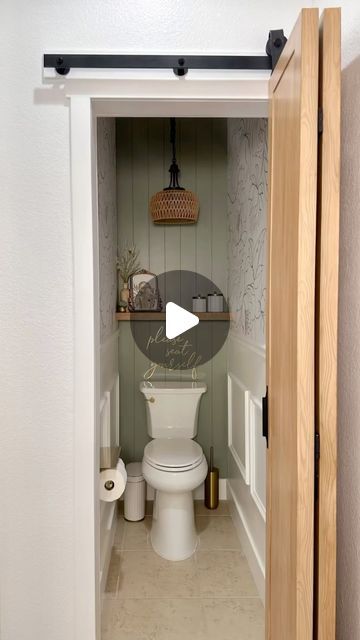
[99,458,127,502]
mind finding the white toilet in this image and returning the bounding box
[140,380,208,561]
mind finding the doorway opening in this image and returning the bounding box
[97,115,267,639]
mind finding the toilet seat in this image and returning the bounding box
[144,438,203,472]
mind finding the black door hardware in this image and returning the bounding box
[44,30,287,77]
[315,432,320,500]
[44,53,272,77]
[265,29,288,71]
[262,387,269,448]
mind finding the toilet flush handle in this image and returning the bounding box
[145,396,155,403]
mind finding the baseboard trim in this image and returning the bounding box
[227,481,265,604]
[99,503,118,601]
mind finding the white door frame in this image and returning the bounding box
[67,71,269,640]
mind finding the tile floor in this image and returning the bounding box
[102,501,264,640]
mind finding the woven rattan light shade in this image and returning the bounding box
[150,118,199,225]
[150,189,199,225]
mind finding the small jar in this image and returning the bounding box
[207,292,224,312]
[192,295,207,313]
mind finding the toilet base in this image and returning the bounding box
[151,490,198,561]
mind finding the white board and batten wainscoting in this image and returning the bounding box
[227,332,266,603]
[99,331,120,598]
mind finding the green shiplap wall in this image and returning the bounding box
[116,118,228,476]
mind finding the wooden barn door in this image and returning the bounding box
[265,6,340,639]
[314,8,340,640]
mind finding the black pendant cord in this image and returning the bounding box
[164,118,184,191]
[170,117,176,163]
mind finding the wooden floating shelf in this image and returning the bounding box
[116,311,230,321]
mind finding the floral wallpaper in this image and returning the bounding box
[227,119,268,346]
[97,118,118,344]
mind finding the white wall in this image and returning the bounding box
[337,55,360,636]
[0,2,331,639]
[317,2,360,638]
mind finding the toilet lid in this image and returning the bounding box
[144,439,203,471]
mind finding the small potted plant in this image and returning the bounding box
[116,244,140,309]
[118,300,128,314]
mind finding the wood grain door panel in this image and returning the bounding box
[314,9,341,640]
[266,9,319,639]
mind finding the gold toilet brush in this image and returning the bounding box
[205,446,219,510]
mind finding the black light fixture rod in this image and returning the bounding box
[165,118,183,191]
[44,53,272,77]
[170,118,176,163]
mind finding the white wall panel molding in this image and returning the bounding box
[227,367,267,519]
[99,372,120,451]
[228,481,265,603]
[227,330,266,602]
[100,330,119,397]
[249,395,266,520]
[99,321,120,603]
[227,333,266,402]
[228,373,250,484]
[99,392,111,448]
[99,371,120,598]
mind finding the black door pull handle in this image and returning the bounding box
[262,387,269,448]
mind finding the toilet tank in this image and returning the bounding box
[140,381,207,439]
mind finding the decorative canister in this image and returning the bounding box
[207,292,224,312]
[192,295,207,313]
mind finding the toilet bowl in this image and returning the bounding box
[142,438,208,561]
[140,381,207,561]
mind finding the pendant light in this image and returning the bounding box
[150,118,199,225]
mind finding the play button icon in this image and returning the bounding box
[130,269,229,370]
[165,302,199,339]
